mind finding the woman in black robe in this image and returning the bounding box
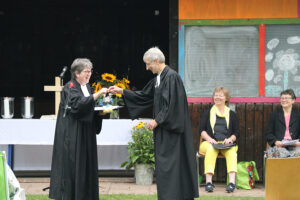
[49,58,107,200]
[109,47,199,200]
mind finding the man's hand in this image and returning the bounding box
[147,120,158,131]
[109,86,123,95]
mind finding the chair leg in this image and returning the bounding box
[196,153,200,187]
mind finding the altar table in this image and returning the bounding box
[0,119,147,171]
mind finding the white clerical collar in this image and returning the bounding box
[80,84,90,97]
[156,73,161,87]
[156,67,165,87]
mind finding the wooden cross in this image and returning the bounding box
[44,77,63,115]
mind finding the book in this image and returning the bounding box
[212,143,236,150]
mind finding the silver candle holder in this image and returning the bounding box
[21,97,34,119]
[1,97,14,119]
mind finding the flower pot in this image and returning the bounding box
[134,164,154,185]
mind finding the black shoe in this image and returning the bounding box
[205,182,215,192]
[226,183,236,193]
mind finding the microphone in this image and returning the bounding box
[59,66,68,78]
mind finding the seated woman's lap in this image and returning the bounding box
[199,141,238,174]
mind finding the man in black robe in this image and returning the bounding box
[109,47,199,200]
[49,58,107,200]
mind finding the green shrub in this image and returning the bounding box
[121,122,155,170]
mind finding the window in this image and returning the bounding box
[184,26,259,97]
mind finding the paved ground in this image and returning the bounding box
[19,177,265,198]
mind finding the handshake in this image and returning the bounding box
[93,86,124,101]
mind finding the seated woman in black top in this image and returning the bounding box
[266,89,300,148]
[199,87,240,193]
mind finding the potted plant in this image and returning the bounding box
[121,121,155,185]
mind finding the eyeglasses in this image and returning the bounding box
[82,70,93,74]
[214,95,225,98]
[280,97,292,100]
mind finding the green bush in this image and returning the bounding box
[121,122,155,170]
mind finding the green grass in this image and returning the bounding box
[26,194,264,200]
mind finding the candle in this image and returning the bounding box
[25,97,31,118]
[4,97,10,118]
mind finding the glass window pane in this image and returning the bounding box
[184,26,259,97]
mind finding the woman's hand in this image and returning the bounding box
[223,138,234,145]
[275,141,285,147]
[207,138,218,144]
[293,141,300,147]
[93,88,108,100]
[201,131,217,144]
[99,88,108,95]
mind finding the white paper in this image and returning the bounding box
[94,106,122,111]
[282,139,299,146]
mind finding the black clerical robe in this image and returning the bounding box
[123,66,199,200]
[49,80,102,200]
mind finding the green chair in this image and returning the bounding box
[0,151,9,200]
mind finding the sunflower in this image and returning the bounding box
[94,82,101,93]
[114,83,126,97]
[101,73,116,83]
[92,82,96,87]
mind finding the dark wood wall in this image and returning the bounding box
[1,0,169,118]
[188,102,300,183]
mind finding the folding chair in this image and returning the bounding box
[196,137,225,186]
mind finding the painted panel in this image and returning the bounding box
[179,0,298,20]
[264,25,300,97]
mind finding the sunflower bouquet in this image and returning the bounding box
[91,72,130,106]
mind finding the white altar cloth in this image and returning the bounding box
[0,119,141,145]
[0,119,148,171]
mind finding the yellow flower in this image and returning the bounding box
[101,73,116,83]
[94,83,101,93]
[115,83,126,89]
[92,82,96,87]
[135,122,144,129]
[103,109,113,113]
[122,78,130,84]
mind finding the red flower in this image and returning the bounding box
[69,82,74,88]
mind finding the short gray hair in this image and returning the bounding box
[70,58,93,79]
[143,47,165,63]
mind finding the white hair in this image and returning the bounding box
[143,47,165,63]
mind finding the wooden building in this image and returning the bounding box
[169,0,300,182]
